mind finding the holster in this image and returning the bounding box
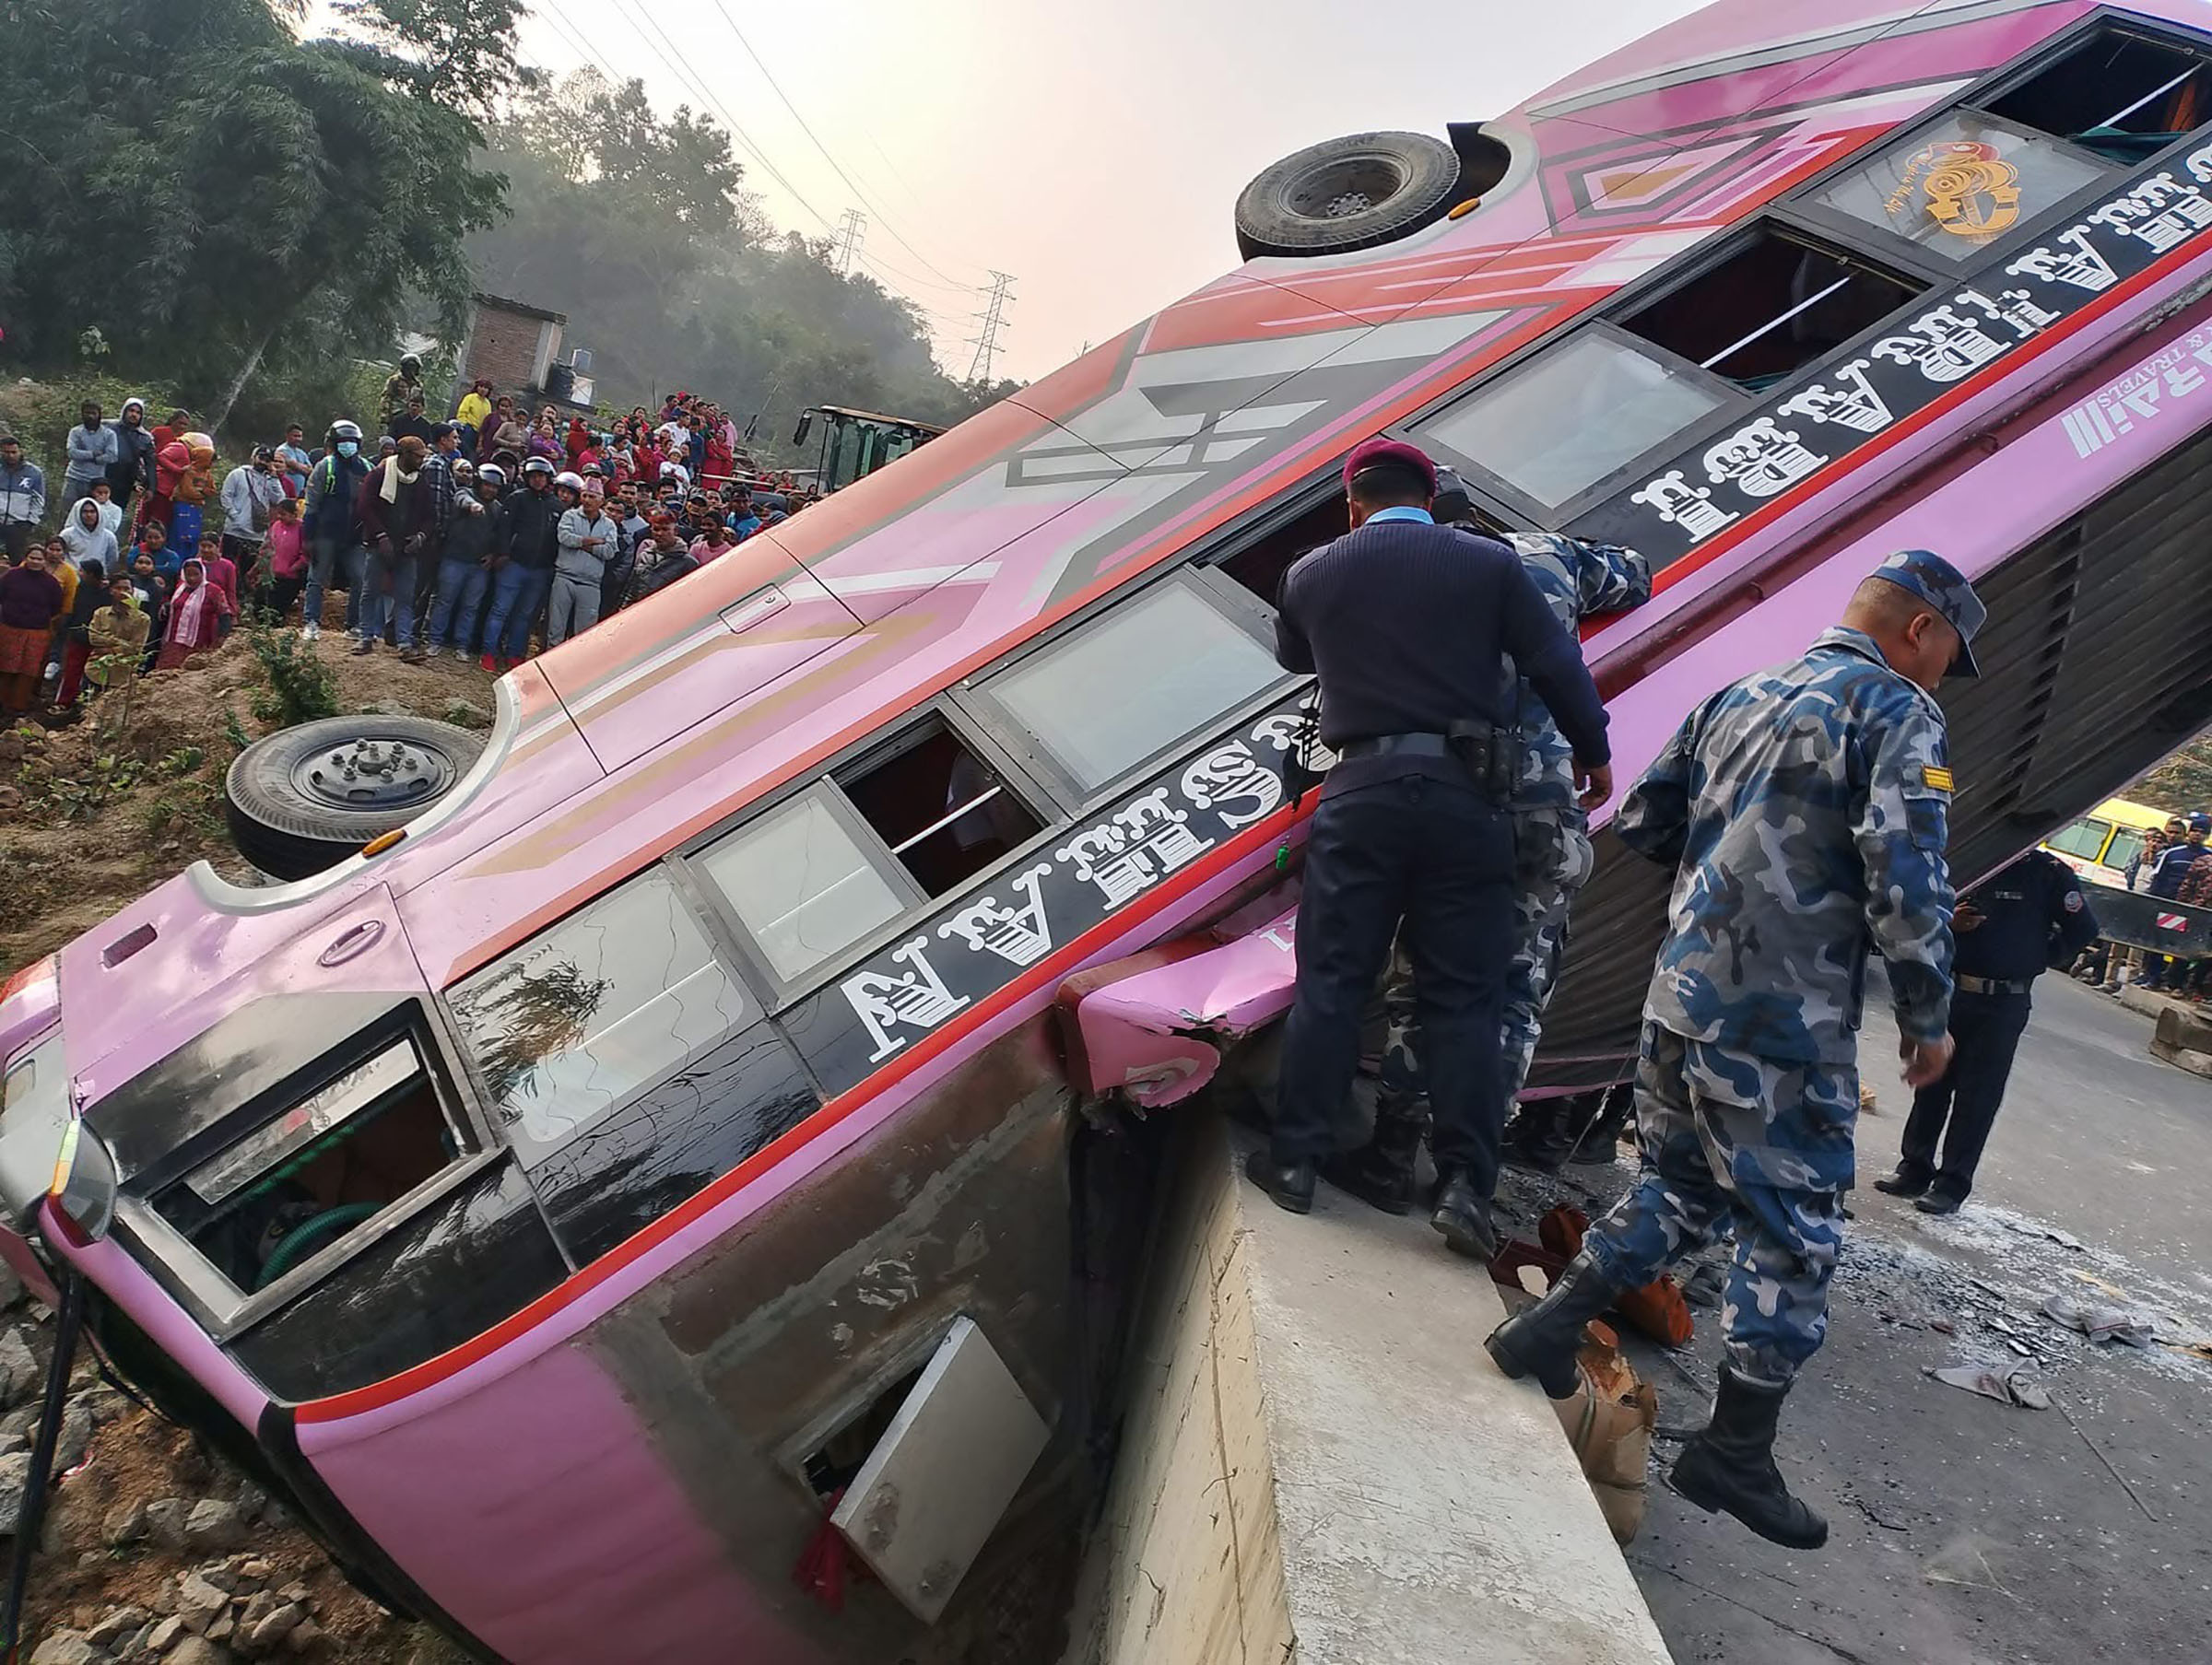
[1446,718,1518,804]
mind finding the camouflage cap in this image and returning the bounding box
[1870,548,1985,677]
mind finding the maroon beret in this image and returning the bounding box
[1341,437,1438,497]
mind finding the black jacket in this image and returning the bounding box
[500,487,563,571]
[443,498,504,566]
[1277,513,1610,795]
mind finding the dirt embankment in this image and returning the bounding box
[1,632,495,977]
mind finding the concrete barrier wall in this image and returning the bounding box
[1061,1110,1674,1665]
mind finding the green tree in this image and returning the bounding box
[0,0,521,433]
[467,71,1018,452]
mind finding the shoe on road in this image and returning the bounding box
[300,622,320,641]
[1667,1367,1829,1549]
[1244,1151,1316,1215]
[1872,1168,1930,1199]
[350,639,374,656]
[1914,1190,1964,1215]
[398,648,427,665]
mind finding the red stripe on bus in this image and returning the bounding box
[298,803,1304,1423]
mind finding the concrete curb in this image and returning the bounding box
[1061,1112,1672,1665]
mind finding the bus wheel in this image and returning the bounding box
[1233,131,1464,261]
[224,715,483,881]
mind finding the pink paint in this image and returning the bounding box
[307,1342,824,1665]
[1062,910,1300,1107]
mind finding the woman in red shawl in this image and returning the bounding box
[0,547,65,717]
[154,557,233,670]
[564,416,591,470]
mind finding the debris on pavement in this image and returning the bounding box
[2041,1292,2157,1347]
[1926,1357,2051,1409]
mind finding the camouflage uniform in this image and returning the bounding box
[1587,623,1956,1385]
[1371,534,1651,1145]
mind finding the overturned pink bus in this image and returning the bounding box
[11,1,2212,1656]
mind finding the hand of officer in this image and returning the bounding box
[1900,1032,1955,1088]
[1955,900,1984,932]
[1575,760,1613,810]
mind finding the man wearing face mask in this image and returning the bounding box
[300,420,371,642]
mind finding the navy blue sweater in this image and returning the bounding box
[1277,517,1610,794]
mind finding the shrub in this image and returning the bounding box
[245,615,339,728]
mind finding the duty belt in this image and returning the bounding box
[1337,733,1453,760]
[1956,973,2032,995]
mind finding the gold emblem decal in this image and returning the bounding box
[1885,140,2022,243]
[1923,767,1955,792]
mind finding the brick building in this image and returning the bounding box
[457,293,568,401]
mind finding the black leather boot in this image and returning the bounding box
[1483,1249,1621,1398]
[1666,1367,1830,1548]
[1430,1168,1499,1262]
[1500,1096,1575,1174]
[1569,1082,1635,1165]
[1243,1151,1315,1214]
[1321,1099,1426,1214]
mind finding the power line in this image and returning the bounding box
[965,271,1015,383]
[532,2,977,352]
[700,0,991,288]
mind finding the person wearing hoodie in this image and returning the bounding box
[0,435,46,564]
[105,398,157,521]
[547,476,616,647]
[481,455,562,671]
[354,435,435,662]
[64,400,119,518]
[427,463,505,658]
[60,497,119,576]
[301,420,371,641]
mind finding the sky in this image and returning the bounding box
[512,0,1710,383]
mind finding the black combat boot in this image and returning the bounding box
[1320,1108,1424,1215]
[1666,1367,1830,1549]
[1482,1249,1622,1398]
[1569,1082,1636,1165]
[1430,1168,1499,1262]
[1500,1096,1575,1173]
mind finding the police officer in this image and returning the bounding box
[1325,495,1652,1215]
[1248,440,1613,1255]
[1486,548,1983,1550]
[1875,851,2097,1214]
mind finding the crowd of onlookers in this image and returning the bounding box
[0,362,821,721]
[2076,811,2212,998]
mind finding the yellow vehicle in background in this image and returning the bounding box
[2041,798,2177,890]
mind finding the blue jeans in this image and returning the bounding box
[304,534,366,633]
[358,548,418,646]
[428,557,491,652]
[484,563,549,662]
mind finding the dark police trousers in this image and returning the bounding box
[1275,774,1513,1188]
[1899,988,2030,1199]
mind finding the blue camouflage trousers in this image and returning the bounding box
[1584,1021,1855,1387]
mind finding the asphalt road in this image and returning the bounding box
[1512,974,2212,1665]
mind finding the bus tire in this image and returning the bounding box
[224,715,482,881]
[1234,131,1464,261]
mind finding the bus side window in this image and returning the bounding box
[448,870,757,1164]
[2104,828,2147,873]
